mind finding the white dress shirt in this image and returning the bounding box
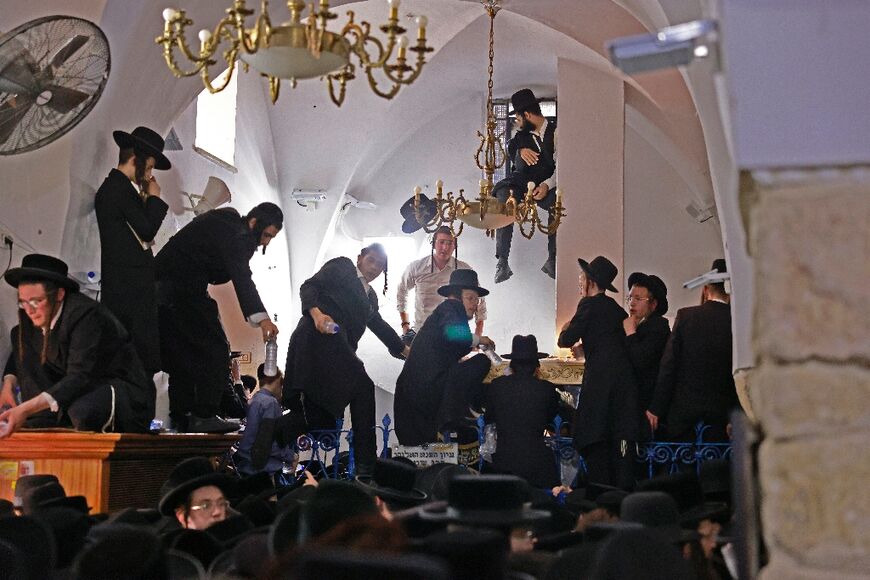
[396,256,487,329]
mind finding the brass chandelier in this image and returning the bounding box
[157,0,433,105]
[413,0,564,239]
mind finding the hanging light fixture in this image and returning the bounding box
[156,0,433,105]
[412,0,564,238]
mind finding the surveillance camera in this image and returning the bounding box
[606,19,717,75]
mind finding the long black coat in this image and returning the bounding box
[649,301,737,436]
[94,168,168,372]
[624,314,671,423]
[154,208,266,318]
[558,293,640,449]
[4,292,154,431]
[484,372,560,489]
[283,256,404,417]
[394,299,476,445]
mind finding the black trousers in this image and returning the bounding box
[494,185,557,261]
[395,354,491,446]
[24,384,136,432]
[581,439,637,490]
[158,287,230,421]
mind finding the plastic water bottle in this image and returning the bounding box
[264,337,278,376]
[323,321,340,334]
[87,271,100,284]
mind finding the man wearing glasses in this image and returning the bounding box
[159,456,232,530]
[394,269,495,446]
[0,254,154,438]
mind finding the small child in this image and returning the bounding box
[233,364,297,479]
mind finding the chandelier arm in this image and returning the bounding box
[200,52,238,93]
[268,75,280,103]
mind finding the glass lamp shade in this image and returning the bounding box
[240,24,350,79]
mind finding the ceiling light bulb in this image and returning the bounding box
[415,15,428,28]
[693,44,709,58]
[163,8,179,22]
[398,35,409,48]
[387,0,400,8]
[198,29,212,43]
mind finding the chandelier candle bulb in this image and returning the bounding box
[556,188,562,205]
[398,35,409,59]
[163,8,179,22]
[416,15,428,40]
[198,29,212,51]
[388,0,400,20]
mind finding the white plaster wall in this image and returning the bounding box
[624,126,725,317]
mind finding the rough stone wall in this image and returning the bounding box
[749,176,870,579]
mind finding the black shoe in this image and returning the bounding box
[494,258,513,284]
[185,414,240,434]
[541,257,556,279]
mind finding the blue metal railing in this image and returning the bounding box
[288,413,731,483]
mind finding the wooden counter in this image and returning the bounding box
[0,431,239,513]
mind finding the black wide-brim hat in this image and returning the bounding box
[437,268,489,298]
[158,457,235,516]
[508,88,538,115]
[502,334,548,361]
[113,126,171,170]
[354,458,428,505]
[627,272,669,316]
[5,253,79,291]
[419,475,550,527]
[400,193,437,234]
[578,256,618,293]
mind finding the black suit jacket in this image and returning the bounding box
[284,257,403,417]
[394,298,473,443]
[484,372,560,488]
[498,120,557,198]
[4,292,154,431]
[95,169,168,371]
[154,208,266,318]
[625,314,671,413]
[649,301,737,435]
[558,293,640,448]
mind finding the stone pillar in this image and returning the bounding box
[554,58,625,350]
[747,171,870,579]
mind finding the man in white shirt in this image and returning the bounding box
[396,226,487,340]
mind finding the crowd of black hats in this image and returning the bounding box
[0,454,737,579]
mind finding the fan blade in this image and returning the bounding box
[0,49,40,96]
[0,95,35,146]
[49,35,89,70]
[42,84,90,114]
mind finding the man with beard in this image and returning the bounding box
[155,202,282,433]
[283,244,408,474]
[394,269,495,446]
[493,88,558,283]
[558,256,640,489]
[94,126,171,375]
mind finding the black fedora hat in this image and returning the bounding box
[419,475,550,527]
[400,193,437,234]
[13,474,60,508]
[508,88,538,115]
[636,471,729,526]
[627,272,669,316]
[5,253,79,291]
[437,268,489,298]
[502,334,548,361]
[112,126,171,170]
[355,458,428,506]
[158,457,235,516]
[711,258,727,273]
[578,255,618,293]
[620,491,699,544]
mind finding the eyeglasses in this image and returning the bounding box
[625,296,651,305]
[189,498,229,513]
[17,296,49,310]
